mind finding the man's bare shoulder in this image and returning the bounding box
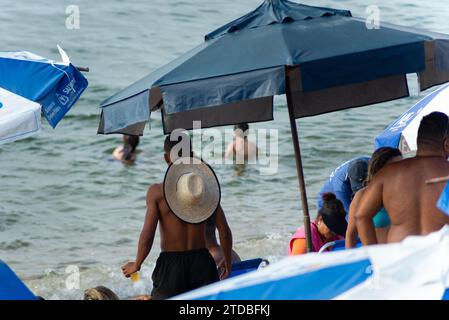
[352,188,365,205]
[377,157,415,177]
[386,156,449,171]
[147,183,163,200]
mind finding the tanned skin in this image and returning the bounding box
[122,152,233,280]
[356,141,449,245]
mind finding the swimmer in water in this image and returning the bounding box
[113,135,140,164]
[225,123,258,162]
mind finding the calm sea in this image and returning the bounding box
[1,0,448,299]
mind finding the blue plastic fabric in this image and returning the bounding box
[205,0,351,40]
[230,259,264,278]
[443,288,449,300]
[99,0,447,134]
[0,52,88,128]
[195,258,372,300]
[0,260,36,300]
[102,90,150,134]
[437,181,449,217]
[375,83,449,149]
[330,239,362,252]
[161,66,285,114]
[317,157,370,214]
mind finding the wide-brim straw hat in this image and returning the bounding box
[163,157,221,224]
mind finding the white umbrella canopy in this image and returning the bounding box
[173,226,449,300]
[375,83,449,153]
[0,88,41,144]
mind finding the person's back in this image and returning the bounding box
[151,182,207,252]
[380,157,449,242]
[226,123,258,162]
[122,132,233,300]
[356,112,449,244]
[345,147,402,248]
[318,157,369,214]
[234,137,257,159]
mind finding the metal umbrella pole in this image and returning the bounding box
[285,66,313,252]
[76,67,90,72]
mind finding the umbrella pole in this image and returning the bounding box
[285,68,313,253]
[76,67,90,72]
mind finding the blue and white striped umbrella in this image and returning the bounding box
[174,226,449,300]
[375,83,449,153]
[0,47,88,144]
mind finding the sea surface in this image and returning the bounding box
[1,0,448,299]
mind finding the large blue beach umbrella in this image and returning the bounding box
[98,0,449,251]
[0,47,88,144]
[375,83,449,153]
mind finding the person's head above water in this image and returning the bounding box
[122,135,140,161]
[164,131,193,164]
[347,159,368,196]
[417,111,449,157]
[123,134,140,149]
[366,147,402,185]
[234,123,249,139]
[316,193,347,241]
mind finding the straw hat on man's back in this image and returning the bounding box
[164,157,221,224]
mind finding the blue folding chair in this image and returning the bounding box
[229,258,269,278]
[0,260,36,300]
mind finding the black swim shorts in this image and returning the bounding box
[151,248,219,300]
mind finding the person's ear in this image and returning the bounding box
[443,138,449,158]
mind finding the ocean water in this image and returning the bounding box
[1,0,448,299]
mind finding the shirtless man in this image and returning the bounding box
[225,123,258,162]
[122,133,233,300]
[356,112,449,245]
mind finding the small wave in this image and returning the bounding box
[0,240,31,250]
[26,263,154,300]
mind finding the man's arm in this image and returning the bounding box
[122,184,160,277]
[346,191,362,248]
[214,205,233,280]
[355,180,383,246]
